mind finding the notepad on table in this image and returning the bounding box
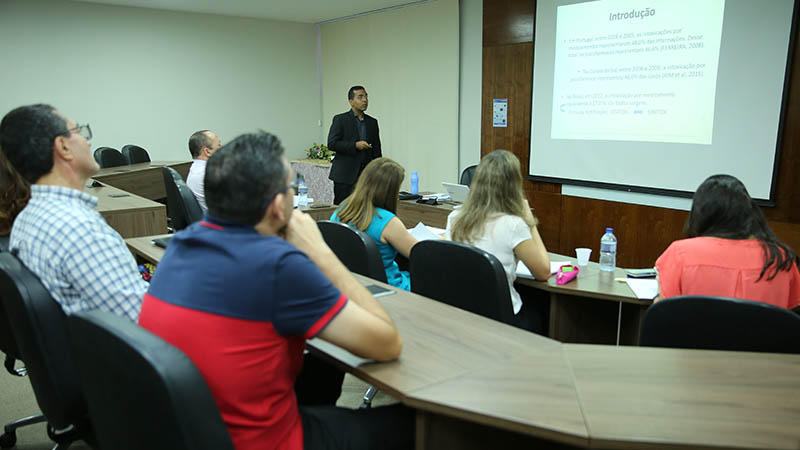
[624,278,659,300]
[515,260,571,280]
[408,222,446,241]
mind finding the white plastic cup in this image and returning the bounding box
[575,248,592,266]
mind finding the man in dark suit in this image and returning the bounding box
[327,85,382,204]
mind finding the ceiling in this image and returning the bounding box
[70,0,429,23]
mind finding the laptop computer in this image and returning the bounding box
[441,182,470,203]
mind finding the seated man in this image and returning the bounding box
[0,104,147,321]
[138,131,413,450]
[186,129,221,212]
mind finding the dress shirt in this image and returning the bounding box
[186,159,208,212]
[9,184,147,321]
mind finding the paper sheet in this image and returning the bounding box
[409,223,446,241]
[515,260,571,280]
[624,278,659,300]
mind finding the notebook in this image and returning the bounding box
[441,182,470,203]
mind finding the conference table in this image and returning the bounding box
[85,181,167,238]
[394,199,650,345]
[93,160,191,200]
[119,236,800,450]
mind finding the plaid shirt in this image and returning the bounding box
[9,185,146,321]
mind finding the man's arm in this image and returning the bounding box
[65,223,147,321]
[327,114,358,156]
[372,118,382,158]
[284,210,402,361]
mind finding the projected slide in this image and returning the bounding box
[551,0,724,144]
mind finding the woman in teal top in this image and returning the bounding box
[331,158,418,290]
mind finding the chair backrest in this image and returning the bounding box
[0,252,87,428]
[409,239,514,325]
[93,147,127,168]
[317,220,387,282]
[121,144,151,164]
[162,166,203,230]
[0,241,24,376]
[68,310,235,450]
[640,295,800,353]
[459,165,477,187]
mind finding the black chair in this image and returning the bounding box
[0,252,93,449]
[68,310,235,450]
[317,220,387,283]
[409,239,515,326]
[640,295,800,353]
[121,144,151,164]
[92,147,127,168]
[459,165,477,187]
[317,220,388,408]
[162,166,203,231]
[0,246,48,449]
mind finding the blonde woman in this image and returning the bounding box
[331,158,418,290]
[445,150,550,331]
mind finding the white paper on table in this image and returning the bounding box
[625,278,659,300]
[293,195,314,207]
[409,222,445,241]
[515,260,571,280]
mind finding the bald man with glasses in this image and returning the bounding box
[0,104,147,321]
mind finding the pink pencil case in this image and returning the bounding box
[556,264,580,285]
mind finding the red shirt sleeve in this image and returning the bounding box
[655,242,682,299]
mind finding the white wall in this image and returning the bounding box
[458,0,483,176]
[0,0,319,161]
[320,0,460,192]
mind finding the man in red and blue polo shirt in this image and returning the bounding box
[139,131,413,450]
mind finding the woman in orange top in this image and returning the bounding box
[655,174,800,309]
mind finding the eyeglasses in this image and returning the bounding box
[66,124,92,141]
[261,173,301,210]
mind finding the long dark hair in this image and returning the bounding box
[685,174,797,280]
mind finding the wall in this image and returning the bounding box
[458,0,483,175]
[320,0,460,192]
[0,0,319,161]
[482,0,800,268]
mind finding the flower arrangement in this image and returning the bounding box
[306,142,335,160]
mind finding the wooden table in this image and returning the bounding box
[86,182,167,238]
[93,161,191,200]
[309,274,800,450]
[517,253,652,346]
[396,199,455,229]
[120,240,800,450]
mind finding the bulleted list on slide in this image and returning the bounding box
[550,0,724,145]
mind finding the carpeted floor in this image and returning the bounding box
[0,353,396,449]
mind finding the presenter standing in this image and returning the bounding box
[327,85,382,204]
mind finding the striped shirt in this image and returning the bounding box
[9,184,146,321]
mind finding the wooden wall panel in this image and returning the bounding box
[482,0,800,268]
[482,0,535,46]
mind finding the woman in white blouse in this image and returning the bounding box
[445,150,550,332]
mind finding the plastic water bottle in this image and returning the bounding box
[599,227,617,272]
[297,177,308,207]
[410,171,419,195]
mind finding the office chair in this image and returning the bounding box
[0,252,93,449]
[317,220,387,408]
[459,165,477,187]
[93,147,127,168]
[640,295,800,353]
[162,167,203,231]
[68,310,235,450]
[121,145,151,164]
[409,240,515,326]
[317,221,387,282]
[0,246,48,449]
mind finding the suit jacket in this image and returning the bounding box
[327,110,382,184]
